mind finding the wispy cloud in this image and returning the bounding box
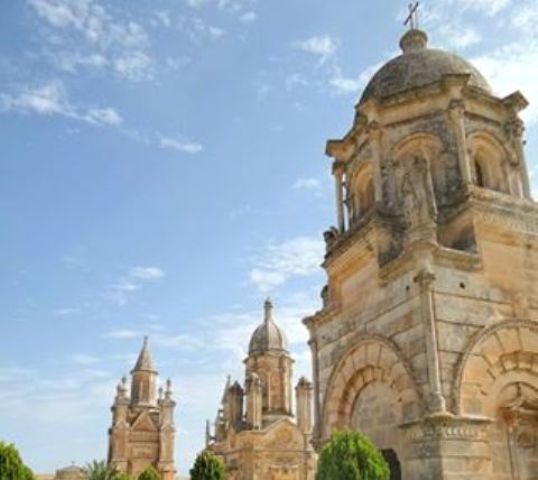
[292,35,339,64]
[249,236,324,292]
[105,266,165,306]
[159,135,204,154]
[0,80,123,127]
[27,0,154,81]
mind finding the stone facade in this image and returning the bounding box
[304,28,538,480]
[208,300,317,480]
[108,338,176,480]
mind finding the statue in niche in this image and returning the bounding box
[400,155,437,229]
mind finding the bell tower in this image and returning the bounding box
[245,298,293,418]
[305,23,538,480]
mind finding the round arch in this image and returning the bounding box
[321,335,424,438]
[454,320,538,417]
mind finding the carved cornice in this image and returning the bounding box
[401,415,492,442]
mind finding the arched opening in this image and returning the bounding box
[475,159,485,187]
[469,134,510,194]
[350,166,374,226]
[381,449,402,480]
[351,382,403,479]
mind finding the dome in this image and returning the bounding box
[248,299,289,355]
[359,29,491,105]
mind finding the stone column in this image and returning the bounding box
[507,117,532,199]
[333,162,346,233]
[367,121,383,205]
[158,379,177,480]
[414,267,446,413]
[308,337,322,447]
[448,99,473,190]
[246,373,263,430]
[295,377,313,434]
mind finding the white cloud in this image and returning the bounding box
[435,24,482,49]
[0,81,124,127]
[85,107,123,126]
[293,177,321,192]
[27,0,153,81]
[113,52,153,82]
[72,354,101,366]
[472,41,538,123]
[154,10,172,27]
[249,236,324,292]
[239,11,257,23]
[103,329,141,339]
[159,135,204,154]
[292,35,339,63]
[130,266,165,280]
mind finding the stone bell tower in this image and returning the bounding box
[304,23,538,480]
[108,337,177,480]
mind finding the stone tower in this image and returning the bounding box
[208,299,317,480]
[108,337,176,480]
[304,26,538,480]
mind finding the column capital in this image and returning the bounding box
[414,269,436,288]
[366,121,383,141]
[505,117,525,140]
[448,98,466,116]
[332,160,346,175]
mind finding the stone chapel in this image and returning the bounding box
[303,26,538,480]
[108,337,176,480]
[207,299,317,480]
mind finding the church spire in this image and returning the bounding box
[132,336,156,373]
[130,336,158,405]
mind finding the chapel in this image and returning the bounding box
[207,299,317,480]
[303,21,538,480]
[107,337,177,480]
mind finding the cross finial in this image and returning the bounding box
[404,2,420,30]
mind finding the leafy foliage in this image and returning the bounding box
[110,472,132,480]
[0,441,35,480]
[83,460,128,480]
[190,451,227,480]
[137,466,161,480]
[316,431,390,480]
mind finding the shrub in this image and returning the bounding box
[0,442,35,480]
[316,431,390,480]
[190,451,227,480]
[137,466,161,480]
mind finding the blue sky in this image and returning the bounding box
[1,0,537,476]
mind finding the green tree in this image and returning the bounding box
[190,451,227,480]
[316,431,390,480]
[110,472,131,480]
[0,441,35,480]
[137,466,161,480]
[83,460,122,480]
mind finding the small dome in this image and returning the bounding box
[359,29,491,105]
[248,299,288,355]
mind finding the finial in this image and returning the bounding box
[404,2,420,30]
[159,386,164,400]
[264,297,273,324]
[121,375,127,386]
[205,419,211,446]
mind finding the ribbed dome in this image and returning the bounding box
[248,299,288,355]
[359,29,491,105]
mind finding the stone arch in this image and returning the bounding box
[391,133,449,205]
[455,320,538,417]
[456,320,538,479]
[348,163,374,225]
[321,336,423,437]
[468,131,510,194]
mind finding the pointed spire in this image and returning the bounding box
[264,297,273,324]
[132,336,156,373]
[221,374,231,404]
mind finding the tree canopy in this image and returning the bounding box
[0,441,35,480]
[190,451,227,480]
[316,431,390,480]
[137,466,161,480]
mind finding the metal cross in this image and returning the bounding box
[404,1,420,30]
